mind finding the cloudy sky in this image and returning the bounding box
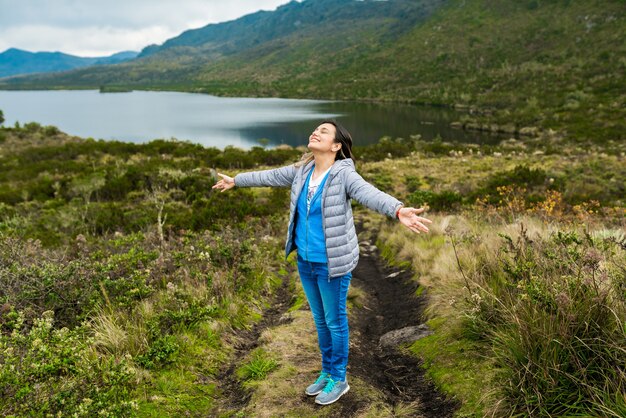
[0,0,292,57]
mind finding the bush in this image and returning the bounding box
[136,334,180,369]
[465,227,626,416]
[485,164,547,190]
[23,122,42,133]
[408,189,463,211]
[0,311,137,416]
[43,125,61,136]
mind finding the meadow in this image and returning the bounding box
[0,122,624,416]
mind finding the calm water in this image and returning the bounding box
[0,90,501,149]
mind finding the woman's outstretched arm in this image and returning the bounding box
[212,164,297,192]
[345,169,431,234]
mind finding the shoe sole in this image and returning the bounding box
[314,384,350,405]
[305,388,323,396]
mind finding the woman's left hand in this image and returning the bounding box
[398,207,432,234]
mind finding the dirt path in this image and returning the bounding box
[212,272,294,415]
[212,220,457,417]
[329,221,458,417]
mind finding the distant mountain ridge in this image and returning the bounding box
[136,0,431,60]
[0,0,442,90]
[1,0,624,142]
[0,48,138,78]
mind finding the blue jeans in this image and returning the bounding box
[297,254,352,382]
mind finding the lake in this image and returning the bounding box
[0,90,502,149]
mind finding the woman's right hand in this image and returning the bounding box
[212,173,235,192]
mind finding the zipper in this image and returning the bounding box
[305,168,313,261]
[289,167,306,260]
[321,169,338,282]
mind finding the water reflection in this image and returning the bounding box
[0,90,507,149]
[248,100,503,148]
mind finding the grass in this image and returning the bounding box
[237,348,280,383]
[1,124,624,416]
[375,211,626,417]
[409,317,494,417]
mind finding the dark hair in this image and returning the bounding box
[321,119,355,162]
[295,119,356,168]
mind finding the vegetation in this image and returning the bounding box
[2,0,625,143]
[376,213,625,417]
[0,122,623,416]
[0,123,299,416]
[366,150,625,416]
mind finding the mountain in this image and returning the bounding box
[0,0,624,142]
[0,48,139,78]
[0,0,446,88]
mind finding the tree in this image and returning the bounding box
[0,109,4,126]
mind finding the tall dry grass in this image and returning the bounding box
[376,212,626,417]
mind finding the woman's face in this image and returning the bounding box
[308,123,341,154]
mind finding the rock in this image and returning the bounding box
[379,324,433,349]
[386,271,402,279]
[465,122,480,131]
[519,126,539,136]
[500,124,517,134]
[278,312,293,325]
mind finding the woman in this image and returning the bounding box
[212,120,431,405]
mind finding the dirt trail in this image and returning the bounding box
[329,221,458,417]
[213,220,457,417]
[212,273,294,415]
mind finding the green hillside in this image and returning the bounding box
[1,0,625,142]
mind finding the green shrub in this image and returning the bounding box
[43,125,61,137]
[404,175,423,193]
[23,122,42,133]
[0,311,137,416]
[486,164,548,190]
[465,227,626,416]
[408,189,463,211]
[136,335,180,370]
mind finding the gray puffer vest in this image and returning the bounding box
[234,158,403,278]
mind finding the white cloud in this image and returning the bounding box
[0,24,178,56]
[0,0,291,56]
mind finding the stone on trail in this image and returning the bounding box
[379,324,433,350]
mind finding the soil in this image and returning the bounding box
[212,272,294,414]
[327,221,459,417]
[214,221,458,417]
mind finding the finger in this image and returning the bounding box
[417,217,433,224]
[217,173,227,179]
[415,222,430,232]
[412,207,426,214]
[403,222,419,233]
